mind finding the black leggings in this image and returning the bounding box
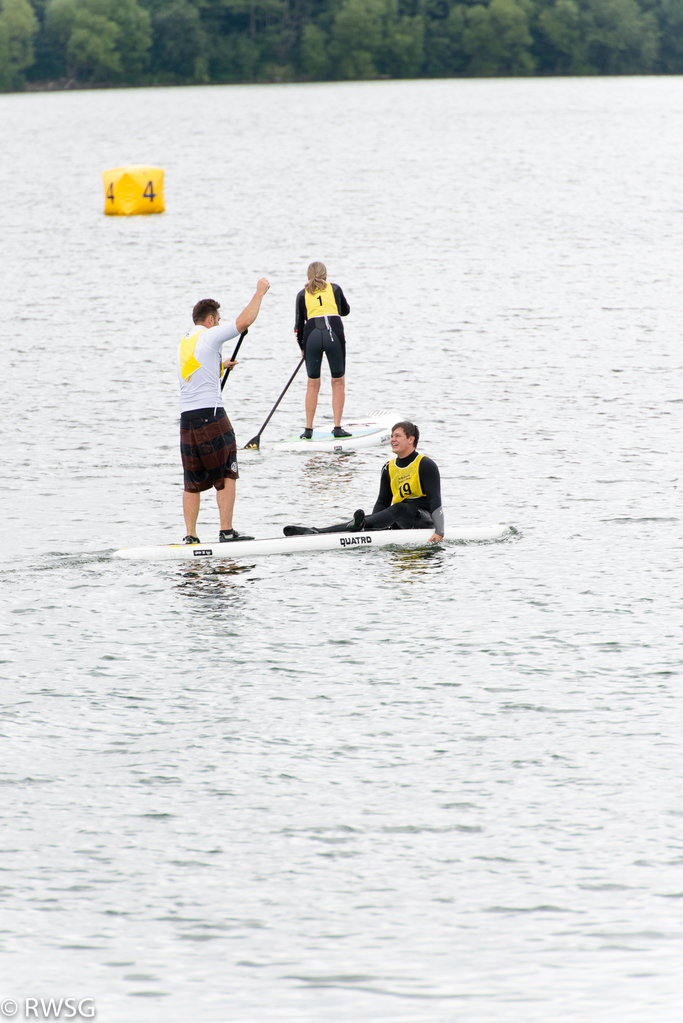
[364,503,434,531]
[318,503,433,533]
[303,317,346,378]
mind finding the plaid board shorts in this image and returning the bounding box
[180,407,239,493]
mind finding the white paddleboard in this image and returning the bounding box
[272,411,397,453]
[113,526,512,562]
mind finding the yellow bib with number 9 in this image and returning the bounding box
[388,454,426,504]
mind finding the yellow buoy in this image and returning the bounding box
[102,166,165,216]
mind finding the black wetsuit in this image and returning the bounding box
[294,283,350,379]
[365,452,444,535]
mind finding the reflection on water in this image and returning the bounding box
[179,562,251,579]
[176,562,253,610]
[383,545,447,574]
[300,453,361,491]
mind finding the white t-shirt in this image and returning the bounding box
[178,319,239,413]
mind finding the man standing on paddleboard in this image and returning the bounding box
[179,279,269,544]
[284,421,444,543]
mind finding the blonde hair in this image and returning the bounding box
[305,261,327,295]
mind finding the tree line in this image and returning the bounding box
[2,0,683,92]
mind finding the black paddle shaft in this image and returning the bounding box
[221,329,248,390]
[244,357,305,450]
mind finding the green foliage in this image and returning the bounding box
[326,0,424,78]
[210,32,260,80]
[149,0,209,82]
[44,0,151,80]
[300,21,329,77]
[0,0,39,89]
[537,0,595,74]
[328,0,386,78]
[458,0,536,76]
[384,10,424,76]
[6,0,683,90]
[655,0,683,72]
[584,0,659,73]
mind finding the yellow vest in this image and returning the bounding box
[388,454,426,504]
[179,328,226,380]
[304,283,339,318]
[179,327,205,380]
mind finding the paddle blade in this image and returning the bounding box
[243,436,261,450]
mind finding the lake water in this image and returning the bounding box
[1,75,682,1023]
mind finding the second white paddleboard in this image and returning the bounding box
[272,411,397,453]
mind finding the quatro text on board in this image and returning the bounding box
[339,535,373,547]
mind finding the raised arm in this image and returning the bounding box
[236,277,270,333]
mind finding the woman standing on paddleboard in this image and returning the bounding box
[294,262,351,439]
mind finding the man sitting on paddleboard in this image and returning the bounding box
[284,421,444,543]
[179,281,269,544]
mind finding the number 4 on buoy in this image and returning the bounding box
[102,165,165,216]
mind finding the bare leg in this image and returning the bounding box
[305,376,321,428]
[331,375,345,427]
[216,479,236,530]
[183,491,201,537]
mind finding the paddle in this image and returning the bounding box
[221,329,248,390]
[243,357,305,450]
